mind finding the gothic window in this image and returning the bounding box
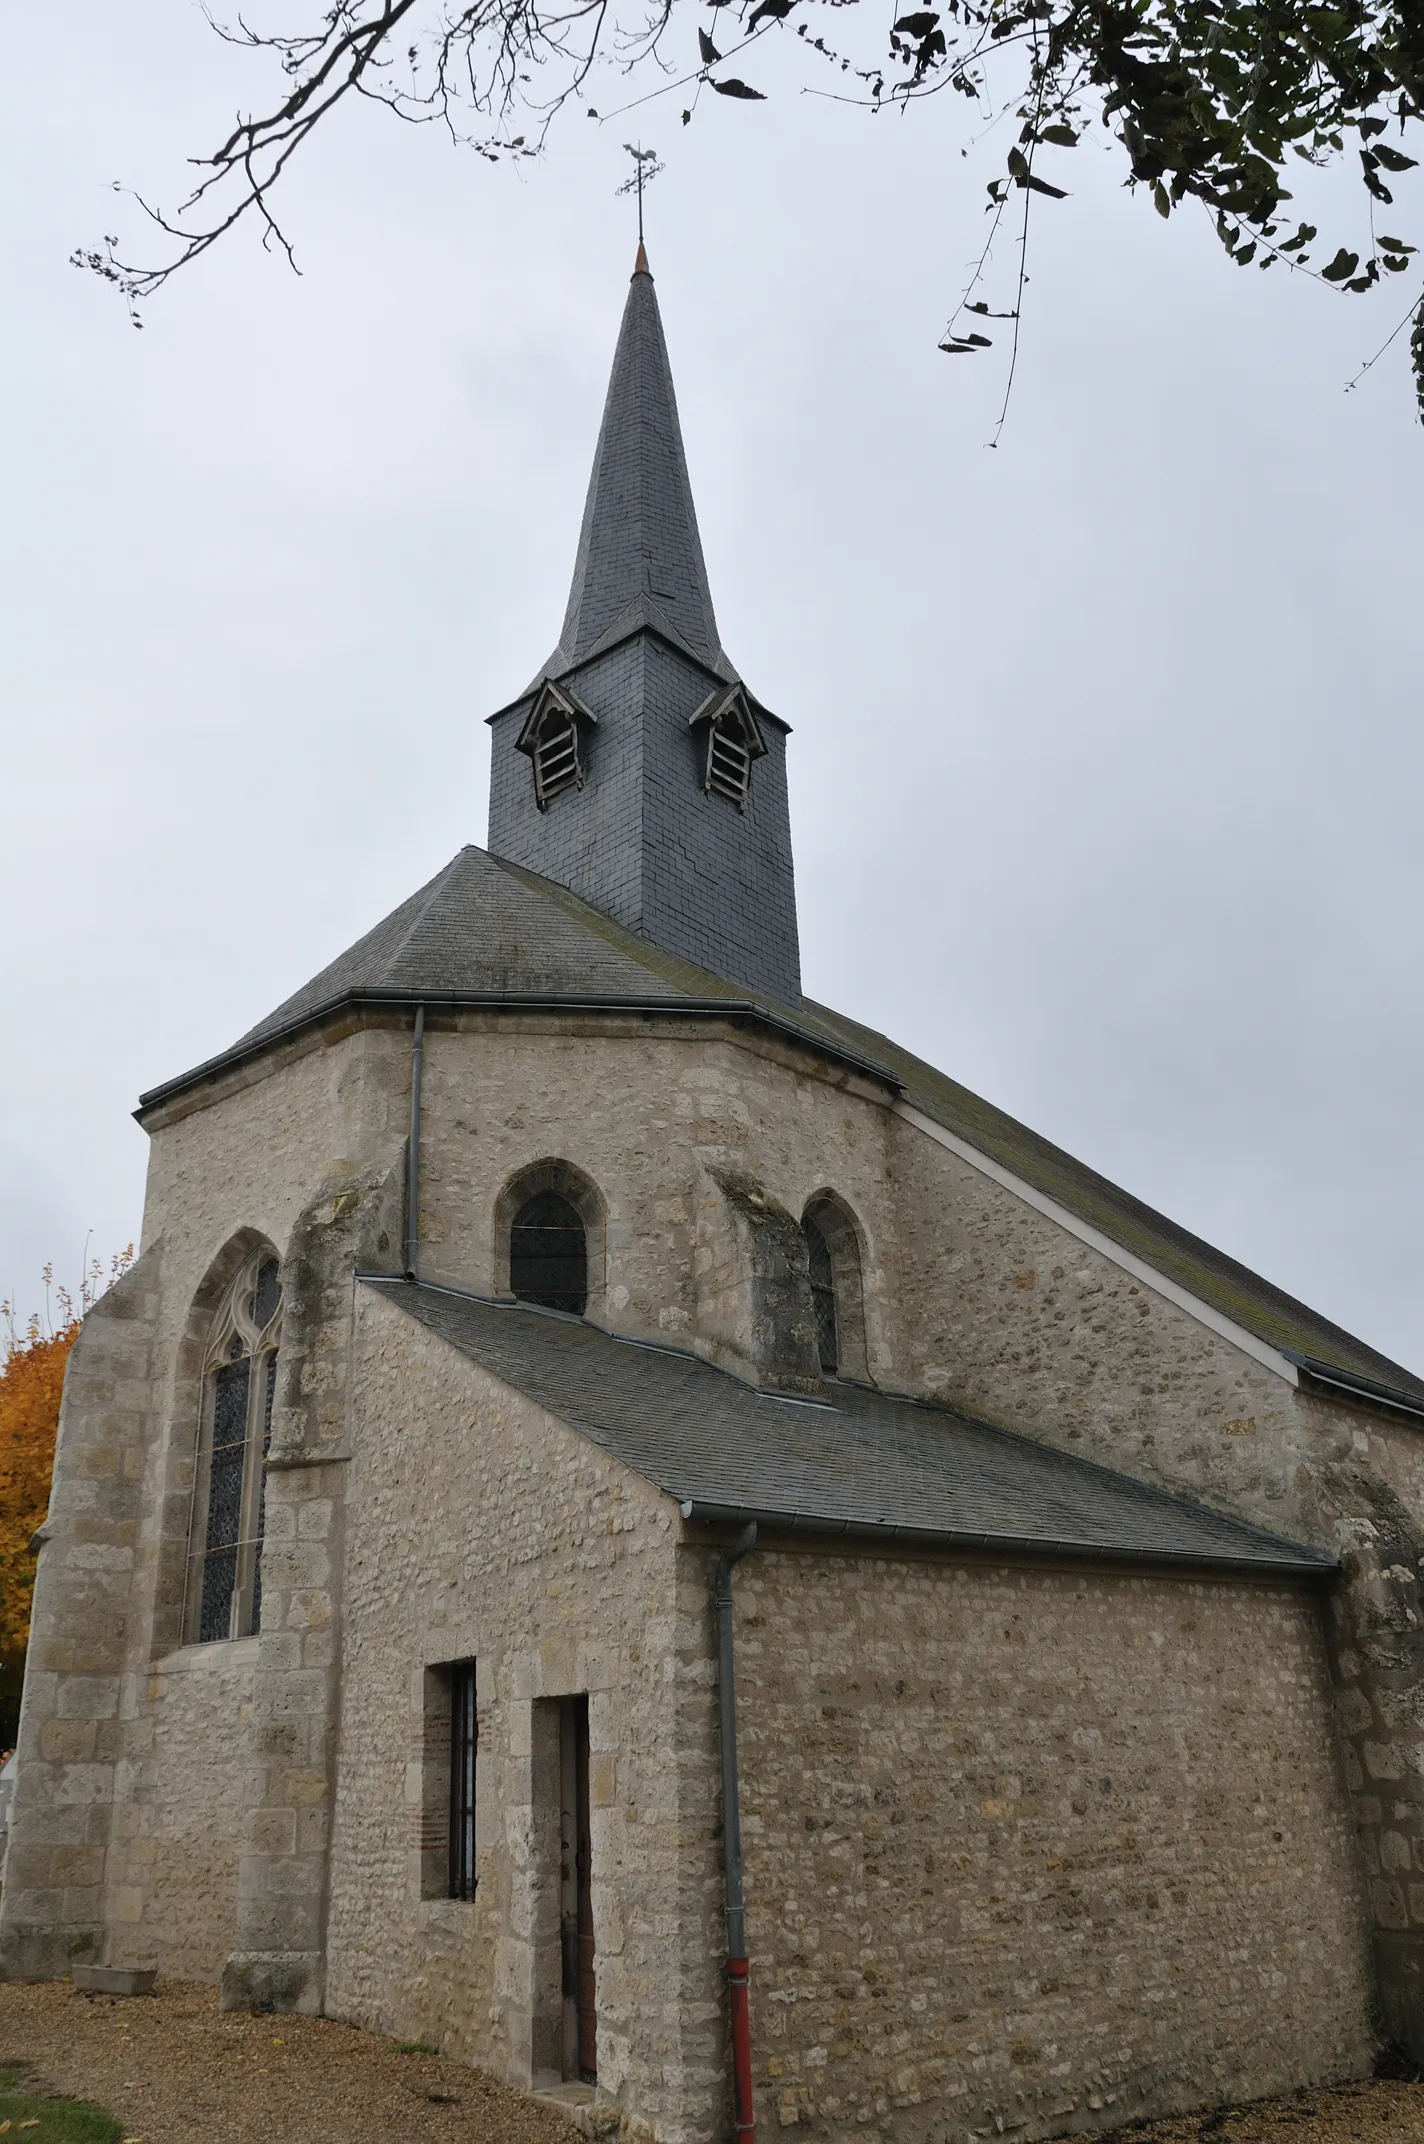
[510,1192,589,1315]
[188,1250,283,1644]
[517,681,596,812]
[802,1194,869,1382]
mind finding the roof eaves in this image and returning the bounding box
[135,986,902,1119]
[486,624,788,733]
[675,1499,1336,1580]
[1286,1352,1424,1425]
[359,1276,1337,1583]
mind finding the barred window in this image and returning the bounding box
[187,1251,283,1644]
[449,1660,479,1900]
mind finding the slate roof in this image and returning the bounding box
[140,841,1424,1408]
[362,1278,1335,1577]
[532,253,733,691]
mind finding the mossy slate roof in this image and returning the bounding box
[142,841,1424,1407]
[365,1279,1333,1575]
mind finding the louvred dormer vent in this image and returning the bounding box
[691,684,767,814]
[516,679,598,812]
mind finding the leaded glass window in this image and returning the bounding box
[187,1251,283,1644]
[510,1192,588,1315]
[804,1213,839,1374]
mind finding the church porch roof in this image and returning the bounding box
[361,1278,1337,1580]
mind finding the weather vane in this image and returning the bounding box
[617,143,664,247]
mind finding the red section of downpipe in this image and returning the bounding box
[727,1956,755,2141]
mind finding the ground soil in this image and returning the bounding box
[0,1981,574,2143]
[1082,2075,1424,2144]
[2,1980,1424,2143]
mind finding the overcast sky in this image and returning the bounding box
[3,2,1423,1369]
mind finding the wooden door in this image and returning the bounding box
[560,1696,596,2084]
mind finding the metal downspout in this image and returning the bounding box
[715,1520,759,2142]
[404,1005,425,1280]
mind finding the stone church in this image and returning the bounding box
[7,245,1424,2144]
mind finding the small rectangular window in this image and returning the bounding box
[448,1659,478,1900]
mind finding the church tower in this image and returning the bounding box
[486,248,802,1006]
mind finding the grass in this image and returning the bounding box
[395,2038,440,2055]
[0,2069,122,2143]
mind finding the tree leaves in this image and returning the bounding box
[80,0,1424,423]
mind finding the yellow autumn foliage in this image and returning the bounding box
[0,1252,133,1660]
[0,1321,78,1658]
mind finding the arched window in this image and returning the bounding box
[510,1192,588,1315]
[187,1249,283,1644]
[801,1194,869,1382]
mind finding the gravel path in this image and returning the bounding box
[3,1980,1424,2144]
[1081,2075,1424,2144]
[0,1981,576,2143]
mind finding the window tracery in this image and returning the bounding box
[187,1249,283,1644]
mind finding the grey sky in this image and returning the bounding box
[3,2,1422,1369]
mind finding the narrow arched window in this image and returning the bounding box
[510,1192,588,1315]
[188,1250,283,1644]
[802,1194,869,1382]
[803,1212,839,1374]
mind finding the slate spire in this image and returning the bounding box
[544,248,731,679]
[488,251,801,1006]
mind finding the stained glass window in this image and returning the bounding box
[188,1251,283,1644]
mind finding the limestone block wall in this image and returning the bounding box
[878,1110,1424,2043]
[0,1253,165,1977]
[3,1024,411,1988]
[103,1639,257,1978]
[734,1547,1375,2144]
[323,1290,725,2144]
[411,1017,898,1374]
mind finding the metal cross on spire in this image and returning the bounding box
[618,143,665,250]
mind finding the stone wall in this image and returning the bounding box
[735,1546,1375,2144]
[322,1289,725,2144]
[1,1021,411,1988]
[10,989,1424,2090]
